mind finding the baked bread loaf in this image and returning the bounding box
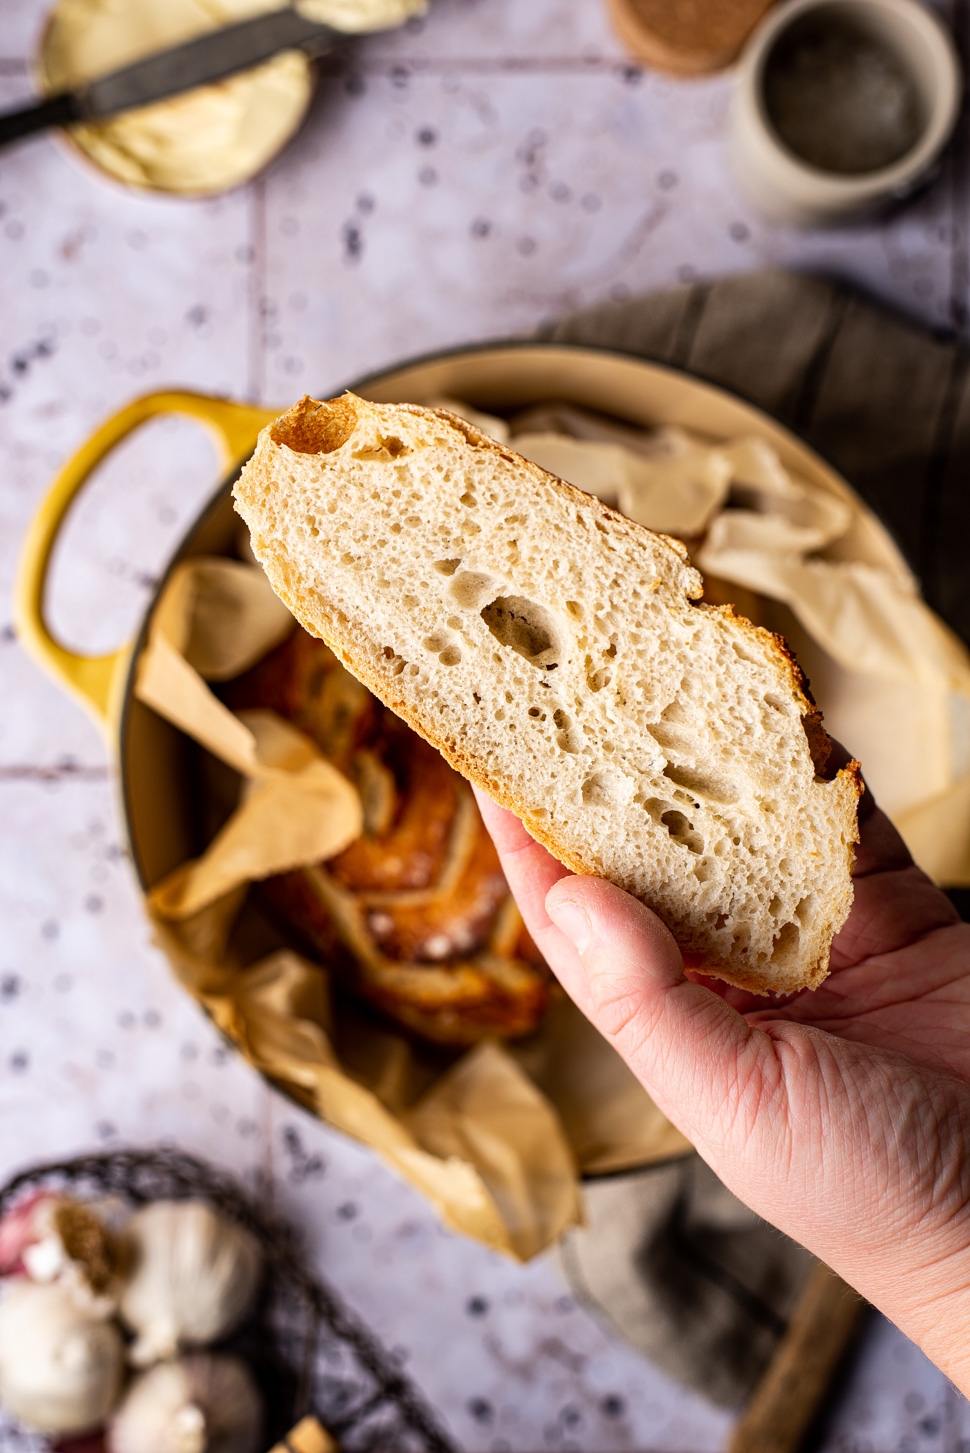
[234,393,861,995]
[226,628,549,1045]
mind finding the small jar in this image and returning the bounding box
[729,0,962,227]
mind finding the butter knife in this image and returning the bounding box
[0,7,341,151]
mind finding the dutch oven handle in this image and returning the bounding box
[15,390,278,738]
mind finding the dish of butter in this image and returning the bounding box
[38,0,427,195]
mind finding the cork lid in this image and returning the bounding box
[608,0,778,74]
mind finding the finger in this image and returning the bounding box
[472,786,573,954]
[832,859,958,967]
[544,875,793,1163]
[687,971,797,1017]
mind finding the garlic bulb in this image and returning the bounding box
[108,1354,262,1453]
[0,1192,123,1313]
[118,1202,261,1365]
[0,1279,124,1433]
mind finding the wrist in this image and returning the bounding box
[857,1229,970,1395]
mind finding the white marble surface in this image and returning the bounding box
[2,1,970,1448]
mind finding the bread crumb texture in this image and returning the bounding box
[235,393,861,995]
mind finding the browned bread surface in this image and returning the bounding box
[234,394,861,996]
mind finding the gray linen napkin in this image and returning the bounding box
[542,270,966,1405]
[554,1159,815,1408]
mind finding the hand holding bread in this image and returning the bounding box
[476,781,970,1399]
[233,392,860,995]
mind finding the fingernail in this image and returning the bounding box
[547,897,592,955]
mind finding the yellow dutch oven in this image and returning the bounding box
[15,352,906,1425]
[16,342,908,918]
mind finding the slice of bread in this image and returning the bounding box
[234,393,861,995]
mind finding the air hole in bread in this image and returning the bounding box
[646,721,683,752]
[460,491,477,508]
[448,571,495,609]
[584,656,612,693]
[566,601,583,620]
[662,762,740,805]
[423,631,451,653]
[641,796,674,821]
[354,434,410,462]
[439,647,462,667]
[480,596,560,669]
[660,809,704,855]
[796,893,816,925]
[772,920,800,961]
[553,709,570,731]
[660,696,691,726]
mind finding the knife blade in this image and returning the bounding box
[0,7,342,151]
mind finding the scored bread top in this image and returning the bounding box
[234,393,861,995]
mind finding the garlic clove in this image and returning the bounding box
[118,1202,261,1364]
[22,1230,66,1283]
[0,1279,124,1434]
[108,1355,262,1453]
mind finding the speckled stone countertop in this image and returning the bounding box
[2,1,970,1449]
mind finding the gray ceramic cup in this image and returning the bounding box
[730,0,962,226]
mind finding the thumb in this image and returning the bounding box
[544,875,793,1174]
